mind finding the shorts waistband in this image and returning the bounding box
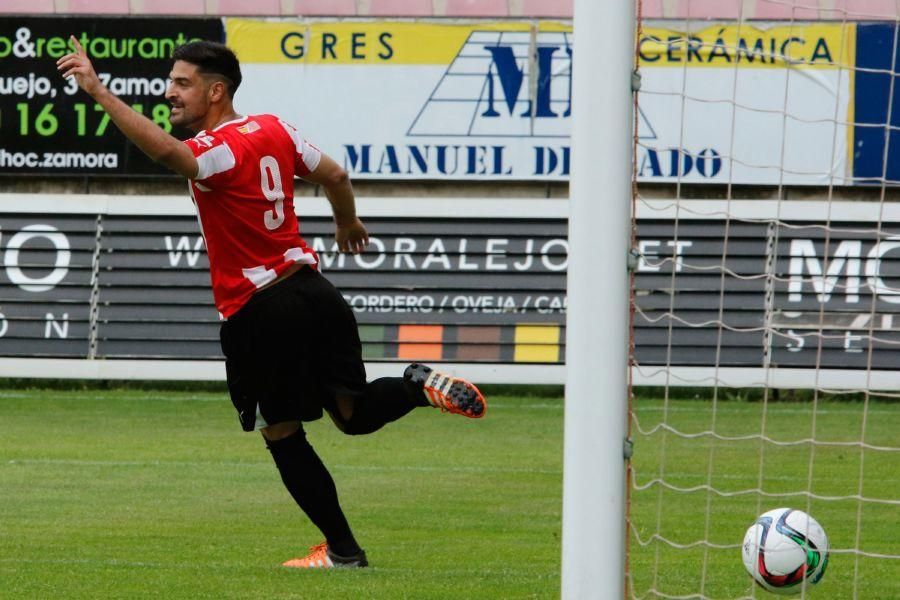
[229,266,317,321]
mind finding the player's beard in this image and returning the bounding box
[169,104,204,130]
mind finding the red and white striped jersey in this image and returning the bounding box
[183,114,322,318]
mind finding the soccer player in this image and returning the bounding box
[57,38,486,569]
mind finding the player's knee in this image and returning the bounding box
[327,394,385,435]
[326,408,374,436]
[261,420,301,442]
[325,408,352,434]
[333,395,355,422]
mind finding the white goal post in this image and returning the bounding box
[562,0,635,597]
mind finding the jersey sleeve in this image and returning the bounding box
[277,119,322,177]
[183,132,237,181]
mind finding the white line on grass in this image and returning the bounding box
[0,392,564,409]
[4,392,894,415]
[0,557,166,568]
[634,405,898,415]
[0,393,225,402]
[0,557,558,577]
[637,471,807,483]
[337,463,561,475]
[2,459,871,483]
[0,392,223,402]
[3,458,562,475]
[490,402,563,409]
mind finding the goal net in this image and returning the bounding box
[628,1,900,598]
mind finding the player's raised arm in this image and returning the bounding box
[302,154,369,255]
[56,35,199,179]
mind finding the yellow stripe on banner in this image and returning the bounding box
[638,23,856,69]
[514,325,560,363]
[226,19,537,65]
[844,25,857,181]
[225,20,857,70]
[537,21,571,34]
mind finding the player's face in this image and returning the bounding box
[166,61,212,129]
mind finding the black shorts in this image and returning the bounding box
[219,267,367,432]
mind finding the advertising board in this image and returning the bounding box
[2,19,896,185]
[227,19,856,184]
[0,17,223,175]
[1,195,899,388]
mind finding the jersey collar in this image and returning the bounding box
[213,115,249,131]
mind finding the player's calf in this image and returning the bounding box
[403,363,487,418]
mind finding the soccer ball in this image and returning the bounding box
[741,508,829,595]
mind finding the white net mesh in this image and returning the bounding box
[628,1,900,598]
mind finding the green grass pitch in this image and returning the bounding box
[630,394,900,599]
[0,387,897,598]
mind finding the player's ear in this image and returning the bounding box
[208,79,227,103]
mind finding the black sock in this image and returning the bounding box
[265,428,361,557]
[341,377,428,435]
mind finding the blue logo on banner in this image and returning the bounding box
[407,31,572,138]
[853,24,900,184]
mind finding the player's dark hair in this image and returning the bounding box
[171,41,242,98]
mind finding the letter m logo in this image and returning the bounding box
[482,44,572,119]
[407,30,572,137]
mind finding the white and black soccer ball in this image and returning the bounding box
[741,508,829,595]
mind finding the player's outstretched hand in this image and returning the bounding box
[335,218,369,254]
[56,35,103,96]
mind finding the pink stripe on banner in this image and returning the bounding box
[1,0,54,12]
[638,0,898,20]
[293,0,357,16]
[369,0,433,17]
[519,0,573,18]
[66,0,129,13]
[445,0,509,17]
[140,0,205,14]
[11,0,894,19]
[218,0,281,15]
